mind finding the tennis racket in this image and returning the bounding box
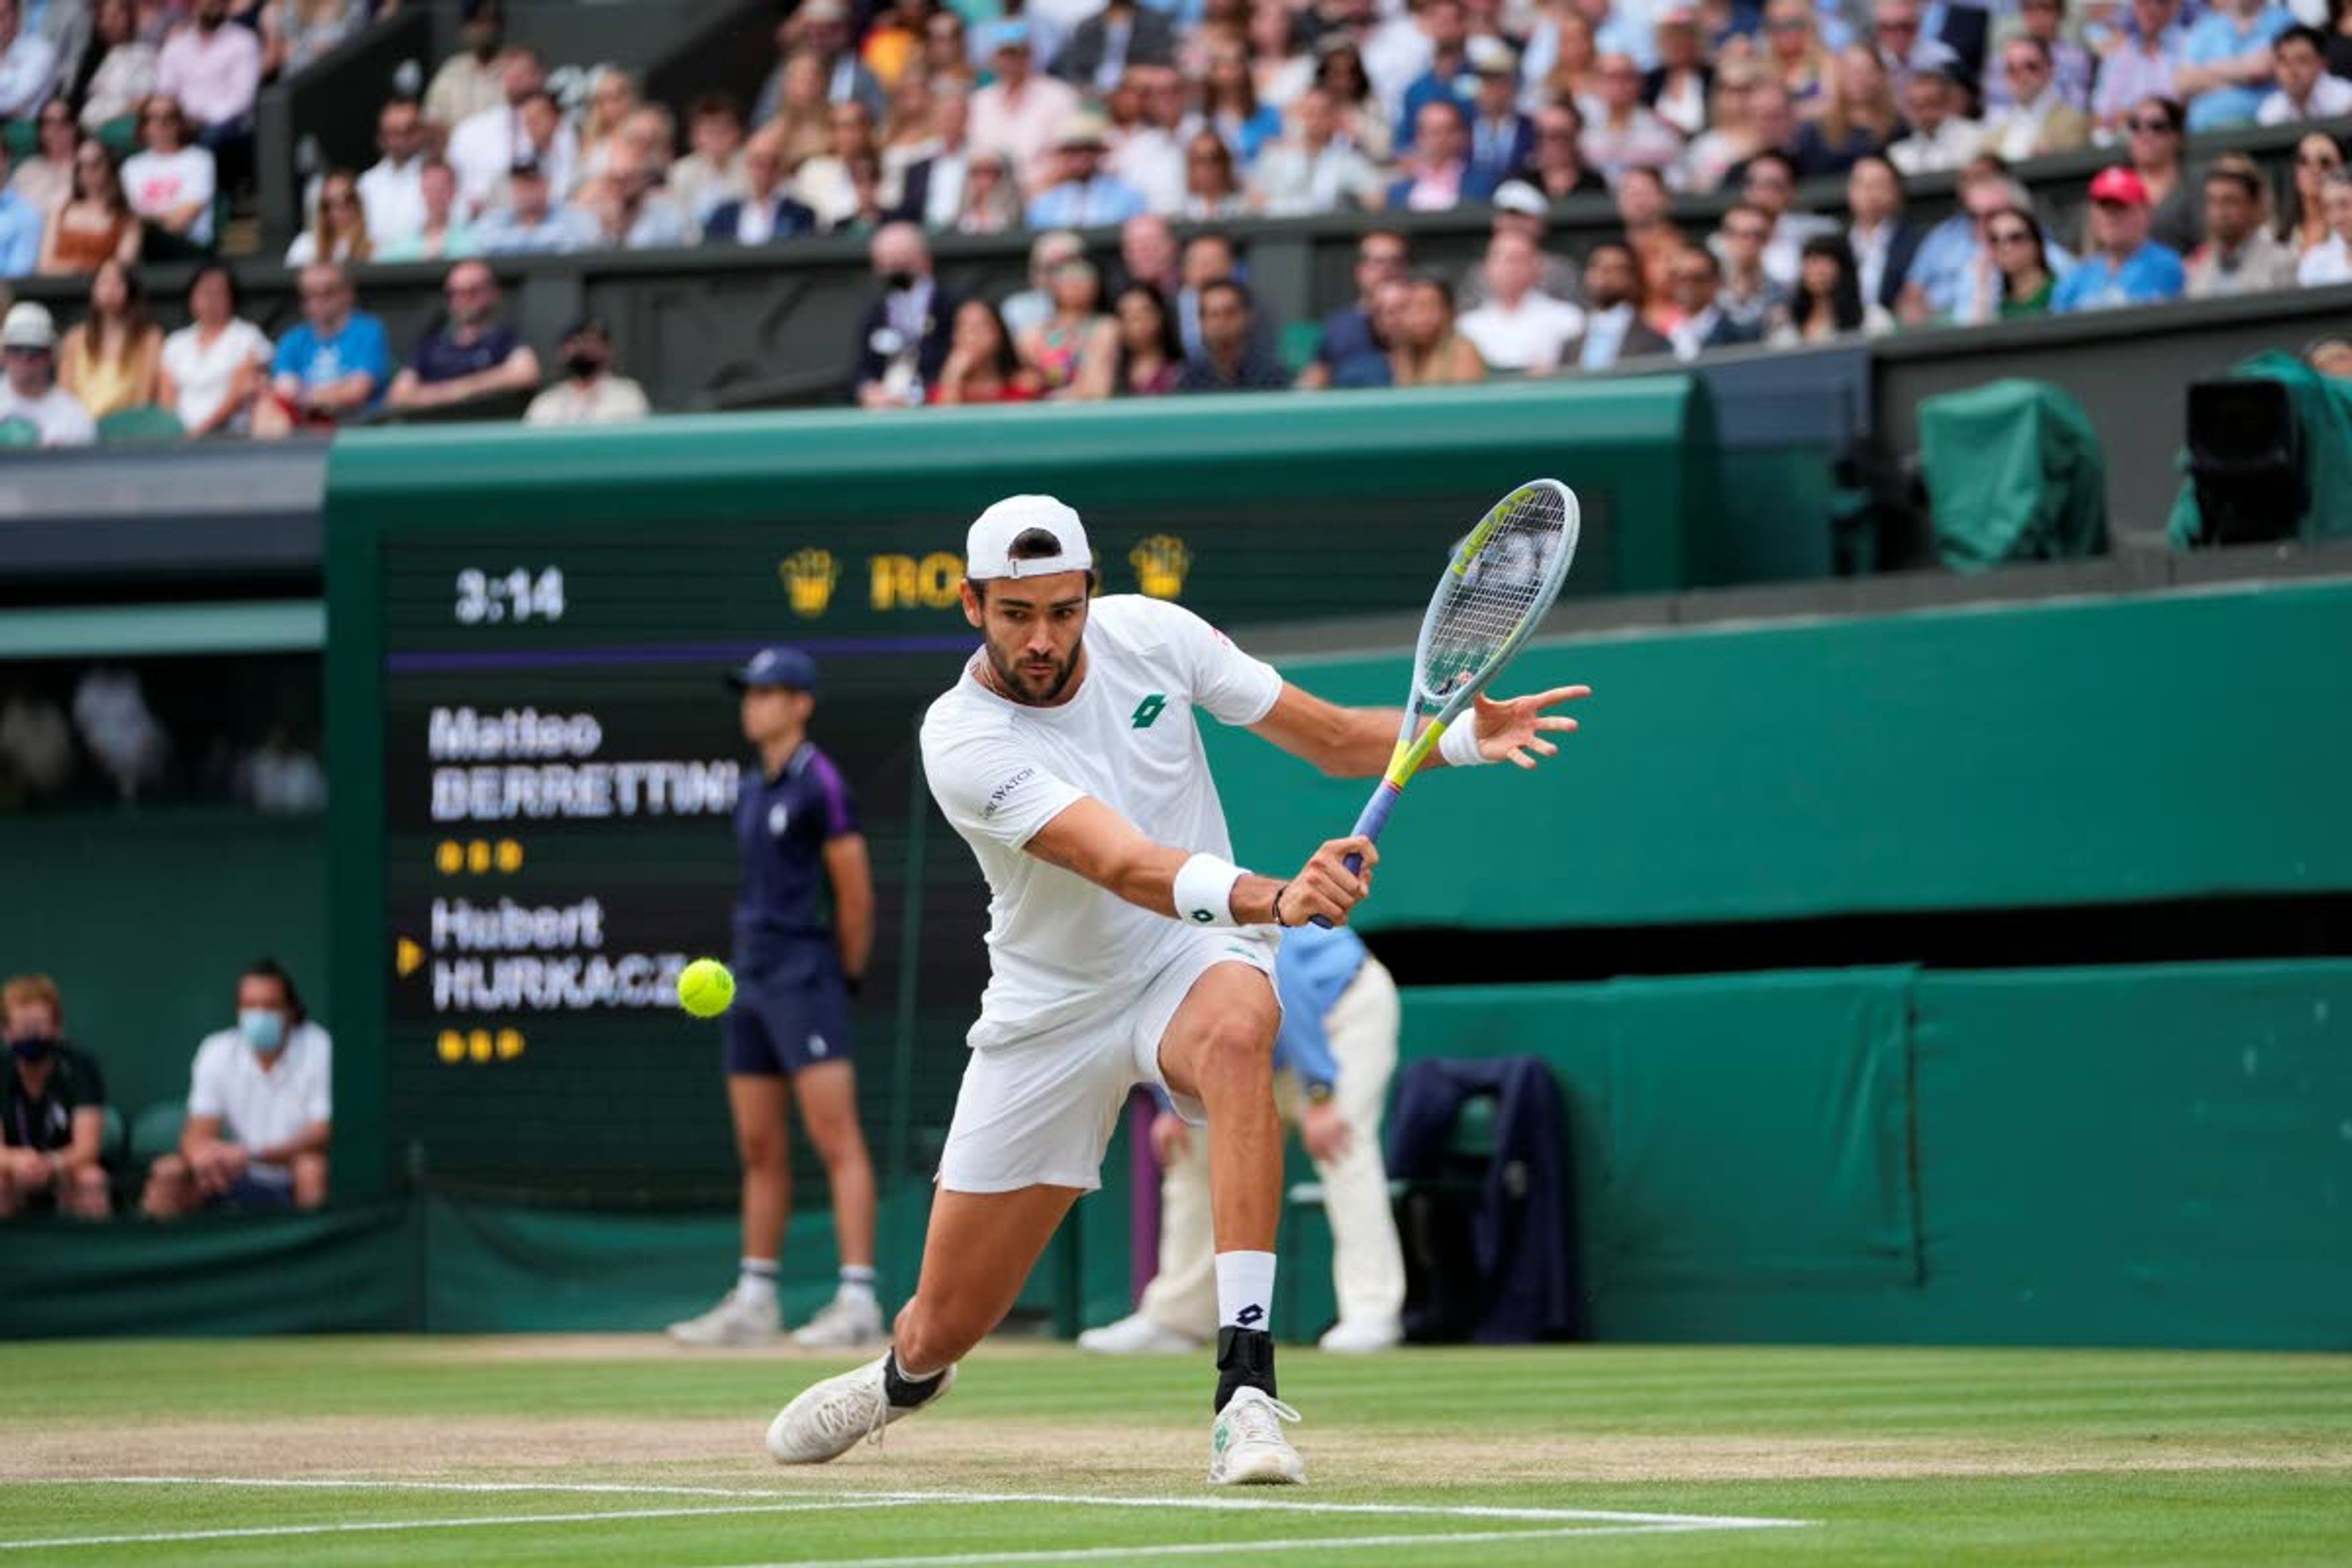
[1310,478,1580,925]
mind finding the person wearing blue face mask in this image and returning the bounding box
[140,958,333,1218]
[1,973,111,1219]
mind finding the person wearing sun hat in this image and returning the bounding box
[0,303,94,447]
[2052,165,2187,312]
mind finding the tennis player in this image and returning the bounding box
[766,496,1585,1485]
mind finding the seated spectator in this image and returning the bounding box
[1646,7,1711,137]
[757,0,884,127]
[1716,79,1803,194]
[1889,56,1982,176]
[473,156,594,255]
[764,48,834,168]
[121,93,216,256]
[854,220,956,407]
[1016,254,1111,396]
[1985,206,2060,316]
[2296,171,2352,284]
[2094,0,2190,137]
[1298,227,1406,388]
[1513,99,1607,201]
[13,99,79,218]
[1027,111,1148,227]
[0,974,108,1220]
[1610,167,1683,311]
[1483,181,1585,307]
[0,303,94,443]
[1564,239,1672,369]
[376,158,474,262]
[58,256,160,417]
[1387,272,1487,386]
[2177,0,2294,133]
[155,0,260,170]
[259,0,365,79]
[1681,56,1766,194]
[1711,202,1790,329]
[970,20,1079,195]
[1176,278,1290,391]
[1074,281,1184,397]
[796,99,878,232]
[1582,52,1683,184]
[423,0,505,133]
[252,262,386,435]
[1984,37,2092,160]
[2258,24,2352,123]
[80,0,158,138]
[1391,0,1473,154]
[918,9,974,94]
[447,47,549,216]
[1000,228,1083,340]
[283,166,368,265]
[952,149,1023,232]
[0,0,59,125]
[1846,154,1921,313]
[1311,35,1391,164]
[671,92,748,222]
[1738,150,1838,288]
[2282,132,2343,258]
[1983,0,2095,113]
[831,146,890,236]
[703,130,818,246]
[2053,166,2185,311]
[1457,230,1585,372]
[895,80,975,228]
[388,259,540,415]
[1197,34,1282,167]
[2187,154,2299,296]
[356,97,428,249]
[1251,86,1384,215]
[1463,38,1533,194]
[37,135,138,274]
[158,260,269,435]
[1899,159,2033,323]
[1666,246,1764,358]
[2122,95,2200,255]
[927,297,1043,403]
[1177,127,1249,221]
[1106,64,1185,212]
[1389,100,1490,211]
[576,145,694,250]
[575,66,639,186]
[1119,210,1181,300]
[0,137,40,276]
[1762,0,1833,112]
[140,959,331,1218]
[524,315,649,426]
[1768,233,1893,343]
[1056,0,1176,92]
[1796,47,1901,178]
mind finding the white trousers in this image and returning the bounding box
[1136,955,1408,1335]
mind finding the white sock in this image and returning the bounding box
[1215,1250,1276,1335]
[736,1257,778,1308]
[837,1264,878,1306]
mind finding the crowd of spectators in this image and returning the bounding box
[0,0,2341,438]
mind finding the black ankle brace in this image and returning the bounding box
[1213,1325,1277,1414]
[884,1348,946,1409]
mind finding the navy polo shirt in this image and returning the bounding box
[409,322,522,386]
[733,742,859,975]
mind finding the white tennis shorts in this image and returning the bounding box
[935,929,1279,1194]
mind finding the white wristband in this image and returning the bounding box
[1172,852,1248,927]
[1438,719,1491,769]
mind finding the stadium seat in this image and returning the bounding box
[1920,379,2108,570]
[129,1099,187,1169]
[99,1104,126,1168]
[0,417,40,448]
[1278,320,1324,376]
[98,405,188,445]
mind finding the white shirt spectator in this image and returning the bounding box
[1250,136,1384,215]
[970,72,1080,192]
[357,154,428,246]
[2299,235,2351,284]
[2257,73,2352,123]
[160,317,270,432]
[448,105,577,215]
[156,18,262,130]
[526,373,651,426]
[1457,292,1587,372]
[122,141,217,246]
[0,379,94,444]
[1580,107,1683,185]
[187,1020,333,1182]
[81,38,157,131]
[1888,116,1984,176]
[0,24,56,118]
[1109,124,1183,213]
[1763,211,1840,289]
[424,50,502,130]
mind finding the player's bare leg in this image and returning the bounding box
[767,1183,1078,1463]
[790,1060,884,1348]
[671,1074,791,1346]
[1157,962,1307,1485]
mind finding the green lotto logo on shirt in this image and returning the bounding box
[1131,695,1168,729]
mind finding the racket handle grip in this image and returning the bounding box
[1308,783,1400,929]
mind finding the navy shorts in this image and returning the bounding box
[724,970,854,1077]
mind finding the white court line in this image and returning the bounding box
[70,1476,1810,1531]
[0,1500,918,1553]
[701,1523,1793,1568]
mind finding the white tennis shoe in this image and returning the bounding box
[792,1294,886,1349]
[1317,1316,1403,1354]
[1207,1387,1307,1485]
[766,1354,956,1465]
[1076,1313,1203,1355]
[666,1287,780,1348]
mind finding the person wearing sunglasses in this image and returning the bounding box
[1985,37,2092,161]
[2278,131,2343,257]
[386,258,540,415]
[2092,0,2189,137]
[1984,206,2059,316]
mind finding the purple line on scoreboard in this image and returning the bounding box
[385,637,978,674]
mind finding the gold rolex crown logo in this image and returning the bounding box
[780,548,839,618]
[1130,534,1192,600]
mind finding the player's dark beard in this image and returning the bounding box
[984,638,1080,705]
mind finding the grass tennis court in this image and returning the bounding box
[4,1340,2348,1566]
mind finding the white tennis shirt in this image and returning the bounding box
[186,1020,333,1176]
[921,595,1285,1046]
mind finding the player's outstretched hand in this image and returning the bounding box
[1469,684,1591,769]
[1286,835,1377,926]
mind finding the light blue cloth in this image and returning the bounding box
[1272,922,1367,1091]
[2052,241,2185,312]
[2180,4,2293,130]
[0,190,40,277]
[1024,174,1148,228]
[473,206,597,256]
[271,311,390,403]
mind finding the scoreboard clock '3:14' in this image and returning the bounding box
[454,568,567,625]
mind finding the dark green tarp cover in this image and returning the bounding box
[2166,350,2352,549]
[1920,377,2109,570]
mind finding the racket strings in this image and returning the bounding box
[1419,486,1567,707]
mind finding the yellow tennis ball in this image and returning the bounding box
[677,959,736,1019]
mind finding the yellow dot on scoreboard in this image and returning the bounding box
[435,842,463,875]
[495,840,524,873]
[469,1029,493,1063]
[436,1031,465,1063]
[466,840,491,873]
[496,1029,525,1060]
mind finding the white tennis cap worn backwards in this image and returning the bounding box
[965,495,1093,581]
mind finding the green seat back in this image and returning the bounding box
[0,417,40,448]
[97,404,187,444]
[1279,319,1325,375]
[130,1099,187,1166]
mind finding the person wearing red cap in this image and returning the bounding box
[2053,165,2188,311]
